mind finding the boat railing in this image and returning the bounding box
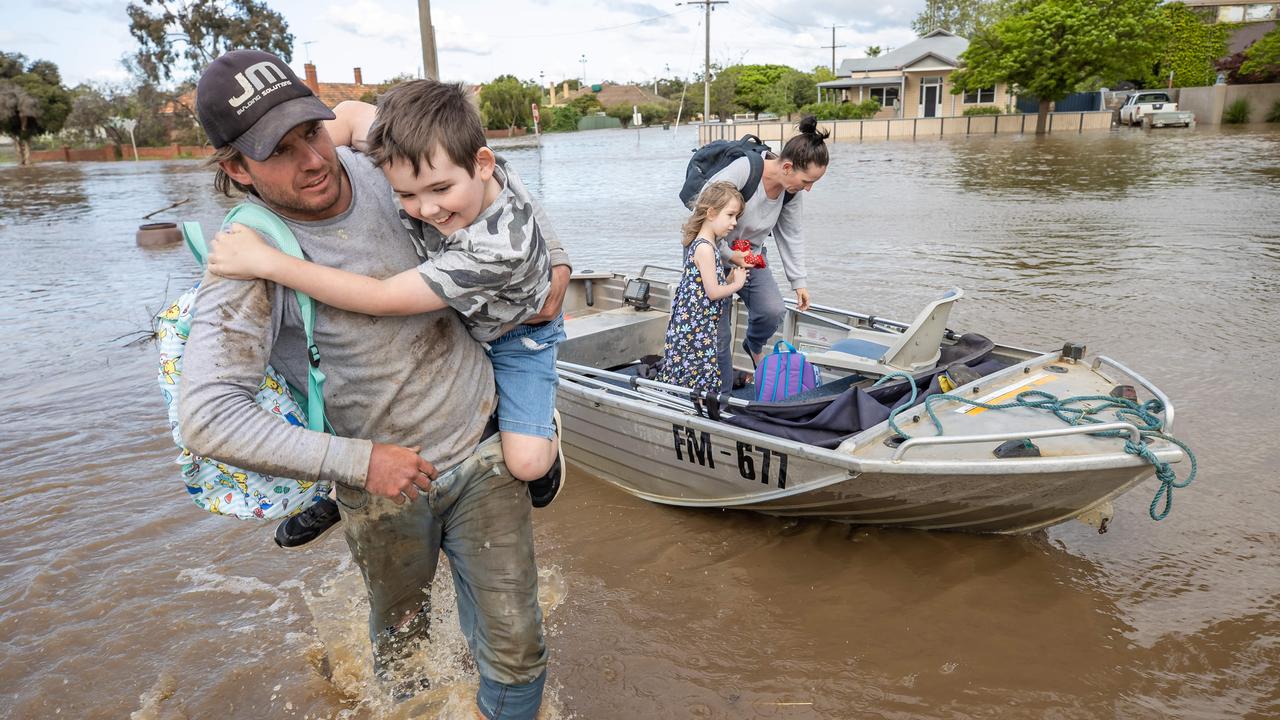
[638,265,684,282]
[1092,355,1175,431]
[558,360,754,413]
[889,421,1145,462]
[782,297,912,332]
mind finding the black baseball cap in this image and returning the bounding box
[196,49,336,162]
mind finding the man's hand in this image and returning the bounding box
[365,443,437,504]
[527,265,571,324]
[728,251,750,269]
[795,288,811,312]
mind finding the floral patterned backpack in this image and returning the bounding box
[155,203,329,520]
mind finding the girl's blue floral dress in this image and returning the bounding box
[657,237,726,392]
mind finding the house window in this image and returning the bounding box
[964,87,996,103]
[1246,3,1276,20]
[1218,5,1245,21]
[869,87,899,107]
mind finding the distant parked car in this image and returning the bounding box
[1119,92,1195,128]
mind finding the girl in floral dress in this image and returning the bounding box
[656,181,749,392]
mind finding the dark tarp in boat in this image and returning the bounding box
[725,334,1005,448]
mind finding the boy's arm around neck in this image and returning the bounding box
[176,269,373,488]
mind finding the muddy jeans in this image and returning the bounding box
[336,432,547,718]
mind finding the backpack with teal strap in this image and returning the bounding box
[156,203,330,520]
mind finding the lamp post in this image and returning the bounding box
[580,54,587,86]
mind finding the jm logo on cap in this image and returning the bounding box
[228,60,291,111]
[196,49,335,162]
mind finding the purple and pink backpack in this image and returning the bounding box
[755,340,822,402]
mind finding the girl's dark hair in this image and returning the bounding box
[779,115,830,170]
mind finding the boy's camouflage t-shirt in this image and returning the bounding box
[398,155,554,342]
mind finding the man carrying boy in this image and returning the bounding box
[180,49,567,718]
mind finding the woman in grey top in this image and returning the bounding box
[704,115,831,389]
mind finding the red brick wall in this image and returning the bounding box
[28,144,214,163]
[484,127,528,139]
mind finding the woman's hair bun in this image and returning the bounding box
[798,115,818,134]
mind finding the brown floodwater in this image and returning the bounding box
[1,125,1278,720]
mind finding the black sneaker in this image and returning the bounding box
[528,410,566,508]
[274,496,341,549]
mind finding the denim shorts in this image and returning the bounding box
[485,314,565,440]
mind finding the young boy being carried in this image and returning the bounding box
[208,81,568,545]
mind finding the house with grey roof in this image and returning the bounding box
[817,29,1013,119]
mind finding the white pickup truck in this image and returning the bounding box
[1119,91,1195,128]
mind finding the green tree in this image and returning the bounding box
[544,105,581,132]
[480,75,539,133]
[951,0,1166,134]
[798,99,881,120]
[567,93,603,116]
[913,0,1007,38]
[762,68,818,114]
[1242,26,1280,76]
[0,53,73,165]
[865,46,883,58]
[731,64,791,113]
[604,104,636,128]
[811,65,837,83]
[1148,4,1231,88]
[656,76,687,102]
[708,66,740,120]
[126,0,293,83]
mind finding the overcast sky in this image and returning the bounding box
[6,0,927,88]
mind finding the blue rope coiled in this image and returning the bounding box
[871,371,1197,521]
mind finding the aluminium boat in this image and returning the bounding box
[555,267,1187,534]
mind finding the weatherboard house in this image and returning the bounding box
[816,29,1012,119]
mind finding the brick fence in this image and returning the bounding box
[484,128,528,139]
[26,144,215,164]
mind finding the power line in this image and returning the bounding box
[485,8,695,39]
[736,0,819,30]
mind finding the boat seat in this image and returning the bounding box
[806,288,964,377]
[560,306,670,370]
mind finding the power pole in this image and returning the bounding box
[822,25,846,75]
[417,0,439,80]
[678,0,728,122]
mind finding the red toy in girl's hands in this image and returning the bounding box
[731,239,766,268]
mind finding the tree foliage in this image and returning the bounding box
[798,100,881,120]
[567,93,603,115]
[126,0,293,83]
[479,75,539,132]
[730,65,793,113]
[1242,26,1280,77]
[0,52,73,165]
[952,0,1166,133]
[913,0,1007,38]
[709,66,740,119]
[544,105,582,132]
[760,69,818,114]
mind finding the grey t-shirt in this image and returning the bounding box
[178,147,495,488]
[399,156,557,342]
[705,156,808,291]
